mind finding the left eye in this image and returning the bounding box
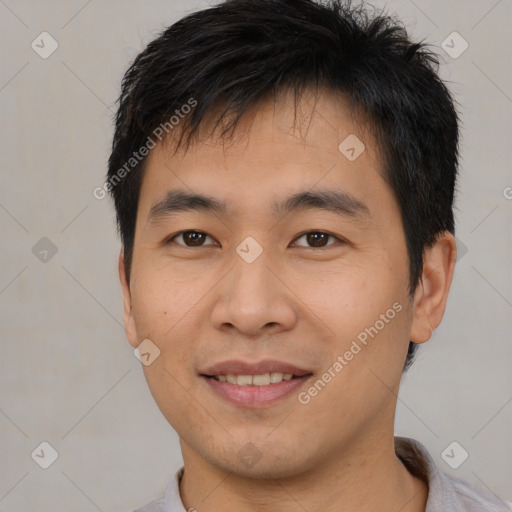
[291,231,340,248]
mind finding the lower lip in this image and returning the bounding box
[202,375,312,408]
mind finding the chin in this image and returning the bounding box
[204,436,315,480]
[219,454,308,480]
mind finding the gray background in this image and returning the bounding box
[0,0,511,510]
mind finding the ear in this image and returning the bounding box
[118,250,139,348]
[410,232,457,343]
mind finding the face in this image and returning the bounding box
[120,88,427,478]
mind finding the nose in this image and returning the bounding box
[209,247,298,338]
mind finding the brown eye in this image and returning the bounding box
[292,231,340,248]
[168,230,215,247]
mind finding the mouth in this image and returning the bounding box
[199,359,314,407]
[203,372,305,385]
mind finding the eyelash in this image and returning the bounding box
[165,230,345,249]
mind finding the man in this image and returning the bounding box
[106,0,511,510]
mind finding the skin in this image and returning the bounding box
[119,87,457,512]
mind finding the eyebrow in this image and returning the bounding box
[147,188,370,224]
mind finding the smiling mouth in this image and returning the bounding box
[200,371,314,408]
[199,359,314,406]
[203,372,309,386]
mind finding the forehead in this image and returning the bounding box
[137,87,388,219]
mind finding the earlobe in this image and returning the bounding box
[409,232,457,344]
[118,250,139,348]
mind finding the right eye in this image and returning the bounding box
[166,230,218,247]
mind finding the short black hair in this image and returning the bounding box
[107,0,460,371]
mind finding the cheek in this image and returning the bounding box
[132,269,203,424]
[302,265,411,392]
[129,274,191,375]
[297,263,374,328]
[300,312,410,440]
[131,261,196,330]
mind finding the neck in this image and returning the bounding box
[178,432,428,512]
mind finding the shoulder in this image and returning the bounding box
[394,436,512,512]
[437,470,512,512]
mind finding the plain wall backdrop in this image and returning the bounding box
[1,0,511,510]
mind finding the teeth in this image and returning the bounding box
[270,372,283,383]
[236,375,253,386]
[213,372,295,385]
[252,373,271,386]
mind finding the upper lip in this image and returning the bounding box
[200,359,312,377]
